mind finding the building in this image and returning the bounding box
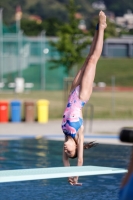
[116,10,133,30]
[103,35,133,57]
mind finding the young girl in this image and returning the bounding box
[61,11,107,185]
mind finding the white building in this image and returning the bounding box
[116,10,133,29]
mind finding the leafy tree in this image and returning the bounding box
[42,18,63,36]
[103,0,133,16]
[21,19,43,36]
[0,0,133,24]
[28,1,67,22]
[129,29,133,35]
[21,18,63,36]
[50,0,90,75]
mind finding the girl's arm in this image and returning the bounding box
[71,126,84,185]
[63,146,74,185]
[77,126,84,166]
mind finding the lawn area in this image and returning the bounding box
[1,58,133,120]
[95,58,133,86]
[0,90,133,120]
[3,58,133,90]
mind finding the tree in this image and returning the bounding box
[21,19,43,36]
[42,18,63,36]
[129,29,133,35]
[50,0,90,75]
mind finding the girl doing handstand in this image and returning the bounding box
[61,11,107,185]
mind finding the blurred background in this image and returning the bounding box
[0,0,133,121]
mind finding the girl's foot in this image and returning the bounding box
[99,11,107,29]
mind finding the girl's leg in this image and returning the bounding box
[70,30,98,93]
[79,11,107,102]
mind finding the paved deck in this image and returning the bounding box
[0,119,132,145]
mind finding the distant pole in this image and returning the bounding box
[111,76,115,118]
[15,6,22,77]
[0,8,3,82]
[16,17,20,33]
[40,31,46,90]
[15,6,22,33]
[17,29,22,77]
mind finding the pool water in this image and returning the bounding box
[0,139,132,200]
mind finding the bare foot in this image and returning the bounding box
[99,11,107,29]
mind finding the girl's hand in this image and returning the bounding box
[68,177,82,186]
[68,177,74,185]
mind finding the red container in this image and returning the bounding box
[0,101,8,122]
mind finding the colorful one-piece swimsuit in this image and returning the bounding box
[61,85,87,138]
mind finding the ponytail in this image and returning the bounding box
[84,141,98,149]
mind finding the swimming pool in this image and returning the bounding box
[0,139,131,200]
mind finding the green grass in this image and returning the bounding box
[4,65,41,90]
[0,90,133,120]
[89,91,133,119]
[1,58,133,119]
[95,58,133,86]
[4,58,133,91]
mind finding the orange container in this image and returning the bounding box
[0,101,8,122]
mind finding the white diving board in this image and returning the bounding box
[0,166,127,183]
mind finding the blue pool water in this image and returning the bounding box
[0,139,132,200]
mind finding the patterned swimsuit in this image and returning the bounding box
[61,85,87,138]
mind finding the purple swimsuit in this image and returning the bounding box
[61,85,86,138]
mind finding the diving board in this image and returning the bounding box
[0,166,127,183]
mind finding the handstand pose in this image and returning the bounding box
[61,11,107,185]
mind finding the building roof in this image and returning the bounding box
[105,36,133,44]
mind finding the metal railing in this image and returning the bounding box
[84,103,94,134]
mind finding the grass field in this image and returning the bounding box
[1,58,133,119]
[3,58,133,91]
[95,58,133,86]
[0,90,133,120]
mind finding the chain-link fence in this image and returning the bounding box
[0,17,133,91]
[0,30,69,90]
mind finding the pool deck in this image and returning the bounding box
[0,119,132,145]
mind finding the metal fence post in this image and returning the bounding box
[0,8,3,83]
[40,30,46,90]
[111,76,116,118]
[84,103,94,134]
[18,30,23,77]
